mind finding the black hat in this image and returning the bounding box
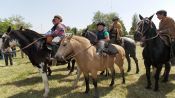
[96,22,105,26]
[112,16,119,21]
[156,10,167,16]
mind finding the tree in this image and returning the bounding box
[87,11,128,36]
[0,15,32,35]
[129,14,139,35]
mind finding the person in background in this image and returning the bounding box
[2,47,13,66]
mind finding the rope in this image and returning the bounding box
[8,37,45,53]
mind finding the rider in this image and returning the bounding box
[109,16,123,44]
[156,10,175,63]
[45,15,66,50]
[96,22,110,55]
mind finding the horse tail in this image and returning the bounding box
[114,44,126,84]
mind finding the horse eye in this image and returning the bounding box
[62,43,67,46]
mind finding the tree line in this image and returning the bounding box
[0,12,139,36]
[0,15,32,35]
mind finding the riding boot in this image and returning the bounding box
[46,43,52,50]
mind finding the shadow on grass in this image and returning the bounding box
[126,74,175,98]
[2,73,68,87]
[8,85,113,98]
[8,86,72,98]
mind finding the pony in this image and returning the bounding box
[55,35,125,98]
[135,15,171,91]
[1,26,74,97]
[82,30,139,74]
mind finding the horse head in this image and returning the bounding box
[135,14,157,42]
[82,29,97,45]
[55,35,74,61]
[1,26,19,50]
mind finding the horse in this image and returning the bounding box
[82,30,139,74]
[55,35,125,98]
[135,14,171,91]
[1,26,74,97]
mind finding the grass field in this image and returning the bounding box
[0,45,175,98]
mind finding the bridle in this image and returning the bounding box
[136,19,159,41]
[4,32,45,52]
[59,36,93,62]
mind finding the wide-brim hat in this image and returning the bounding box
[54,15,63,22]
[96,22,105,26]
[112,16,119,21]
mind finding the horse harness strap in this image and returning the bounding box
[65,44,93,61]
[15,37,45,52]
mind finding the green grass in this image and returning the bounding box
[0,46,175,98]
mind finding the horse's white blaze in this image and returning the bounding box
[9,40,18,47]
[38,62,49,98]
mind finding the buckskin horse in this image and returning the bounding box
[82,30,139,74]
[135,15,171,91]
[55,35,125,98]
[1,26,74,97]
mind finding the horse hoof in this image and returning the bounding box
[136,70,139,74]
[84,90,89,94]
[109,83,114,87]
[93,95,99,98]
[127,69,131,72]
[145,86,152,89]
[161,79,168,83]
[154,88,159,92]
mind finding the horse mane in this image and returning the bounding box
[22,29,44,38]
[72,35,91,46]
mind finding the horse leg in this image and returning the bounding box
[162,62,171,82]
[67,62,71,70]
[116,62,125,84]
[72,66,82,88]
[84,73,90,93]
[132,55,139,74]
[91,72,99,98]
[126,54,131,72]
[100,70,105,75]
[145,62,152,89]
[38,62,49,98]
[109,66,115,86]
[154,65,163,91]
[69,59,76,75]
[47,66,52,76]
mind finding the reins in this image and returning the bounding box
[13,37,45,52]
[62,44,93,62]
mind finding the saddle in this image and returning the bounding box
[102,43,118,55]
[159,33,171,46]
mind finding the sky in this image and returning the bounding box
[0,0,175,33]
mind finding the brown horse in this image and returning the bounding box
[55,35,125,98]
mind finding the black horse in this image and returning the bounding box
[1,27,74,97]
[135,15,171,91]
[82,30,139,74]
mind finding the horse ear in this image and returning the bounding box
[19,26,23,30]
[7,26,11,33]
[148,14,154,20]
[67,34,73,40]
[139,14,144,20]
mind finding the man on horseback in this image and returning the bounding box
[45,15,66,50]
[109,16,123,44]
[96,22,110,55]
[156,10,175,63]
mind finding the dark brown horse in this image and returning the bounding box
[135,15,171,91]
